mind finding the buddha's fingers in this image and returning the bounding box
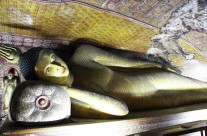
[0,50,13,61]
[0,45,20,64]
[0,48,11,56]
[0,44,19,51]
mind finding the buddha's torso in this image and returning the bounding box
[68,45,207,110]
[4,79,16,90]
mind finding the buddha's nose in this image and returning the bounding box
[51,64,65,72]
[57,66,65,73]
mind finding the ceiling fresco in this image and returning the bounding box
[0,0,207,82]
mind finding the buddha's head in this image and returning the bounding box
[35,50,69,78]
[7,72,14,80]
[19,48,70,85]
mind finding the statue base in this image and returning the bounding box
[1,103,207,135]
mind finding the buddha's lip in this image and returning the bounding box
[62,68,66,74]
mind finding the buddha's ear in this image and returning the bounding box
[35,56,47,77]
[9,81,71,125]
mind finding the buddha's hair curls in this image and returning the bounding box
[19,48,44,80]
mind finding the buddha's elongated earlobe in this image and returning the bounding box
[0,45,21,64]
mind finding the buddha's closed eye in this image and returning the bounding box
[50,54,55,62]
[46,67,51,73]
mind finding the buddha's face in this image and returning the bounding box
[35,50,69,78]
[8,72,14,79]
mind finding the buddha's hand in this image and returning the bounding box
[61,86,129,119]
[0,45,21,64]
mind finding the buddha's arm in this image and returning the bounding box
[61,86,129,119]
[71,44,174,71]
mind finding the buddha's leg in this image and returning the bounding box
[61,86,129,119]
[106,69,207,111]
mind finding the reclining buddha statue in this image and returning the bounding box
[1,44,207,123]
